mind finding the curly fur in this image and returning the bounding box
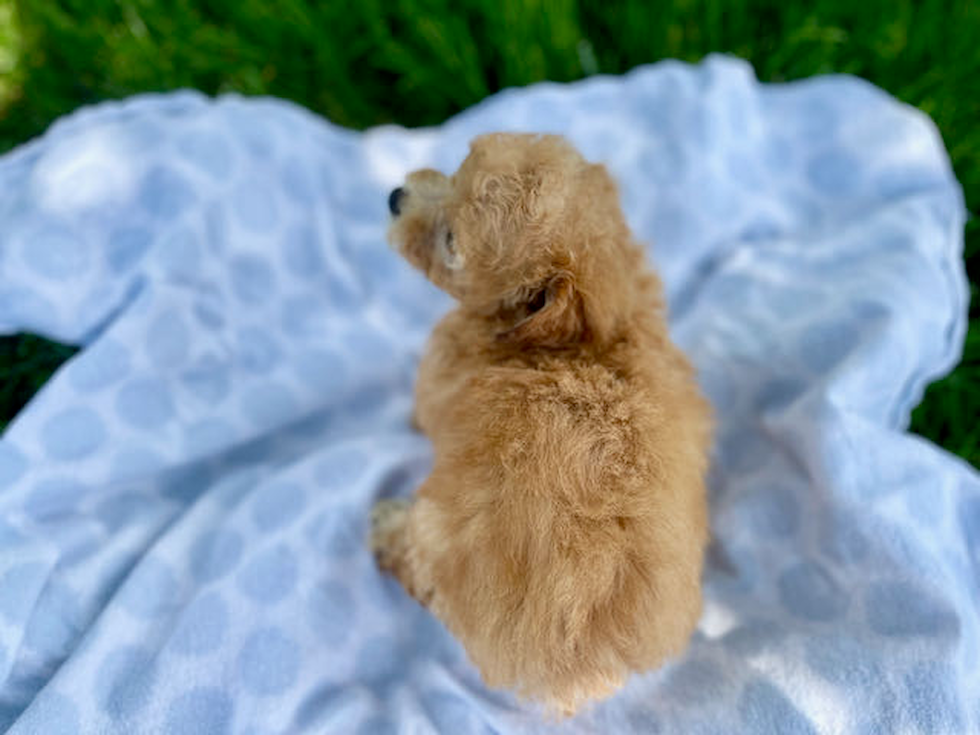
[372,133,713,717]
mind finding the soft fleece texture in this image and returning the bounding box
[0,55,976,734]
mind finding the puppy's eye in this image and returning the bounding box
[438,228,463,270]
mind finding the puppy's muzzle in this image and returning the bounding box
[388,187,405,216]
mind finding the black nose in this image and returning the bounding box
[388,187,405,216]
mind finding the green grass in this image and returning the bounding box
[0,0,977,466]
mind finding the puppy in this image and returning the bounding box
[372,133,712,716]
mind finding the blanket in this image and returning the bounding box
[0,55,976,734]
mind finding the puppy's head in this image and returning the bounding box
[388,133,634,348]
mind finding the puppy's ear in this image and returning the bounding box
[497,273,586,348]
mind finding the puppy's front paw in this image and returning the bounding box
[370,498,410,573]
[409,405,427,434]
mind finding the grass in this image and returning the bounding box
[0,0,977,466]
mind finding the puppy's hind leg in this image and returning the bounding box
[370,499,434,606]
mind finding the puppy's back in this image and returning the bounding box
[416,346,710,715]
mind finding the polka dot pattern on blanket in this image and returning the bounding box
[0,56,974,734]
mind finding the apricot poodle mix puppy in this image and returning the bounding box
[371,133,712,717]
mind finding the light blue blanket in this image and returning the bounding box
[0,55,976,734]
